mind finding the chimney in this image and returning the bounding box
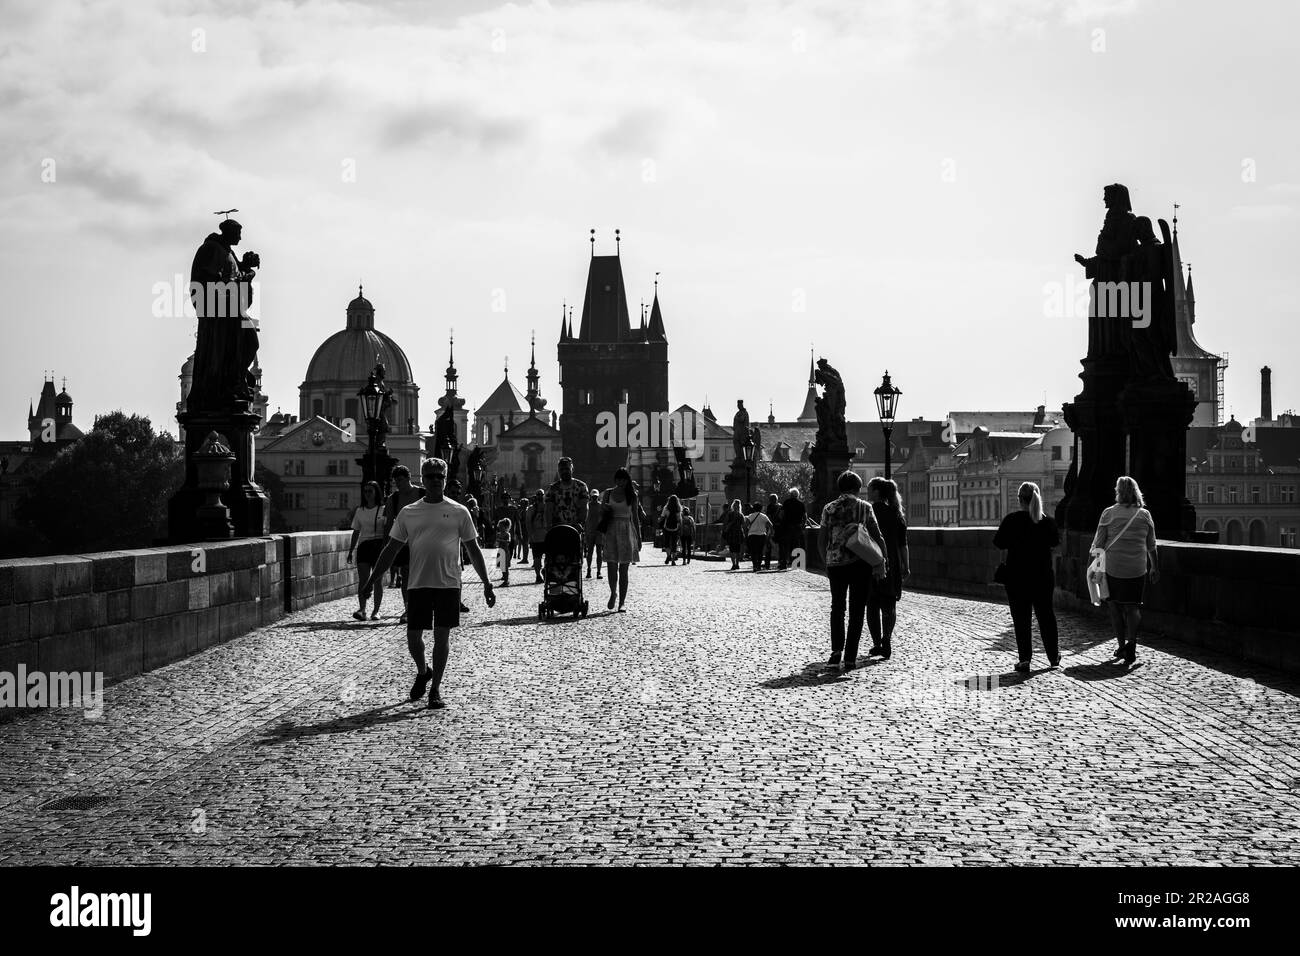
[1033,405,1046,427]
[1261,366,1273,422]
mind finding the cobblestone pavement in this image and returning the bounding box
[3,558,1299,866]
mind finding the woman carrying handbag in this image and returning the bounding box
[817,470,888,672]
[1090,475,1159,665]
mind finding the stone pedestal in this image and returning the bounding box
[169,407,269,543]
[724,457,750,508]
[1059,358,1128,534]
[809,440,852,519]
[1118,379,1197,540]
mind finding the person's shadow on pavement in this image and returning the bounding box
[255,703,424,743]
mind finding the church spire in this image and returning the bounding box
[647,277,667,343]
[444,330,458,395]
[797,347,818,422]
[526,330,546,419]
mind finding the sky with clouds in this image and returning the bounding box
[3,0,1298,439]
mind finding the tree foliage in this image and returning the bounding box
[253,462,290,534]
[16,411,185,553]
[755,461,814,505]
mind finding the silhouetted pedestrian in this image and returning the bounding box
[993,481,1059,672]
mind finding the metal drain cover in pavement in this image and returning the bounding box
[38,794,119,812]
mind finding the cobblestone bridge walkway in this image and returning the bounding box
[3,559,1299,865]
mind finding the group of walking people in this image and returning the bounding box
[718,489,810,571]
[344,449,1158,710]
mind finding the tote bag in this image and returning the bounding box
[1087,509,1140,606]
[844,501,886,568]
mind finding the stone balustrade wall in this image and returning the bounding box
[0,532,355,686]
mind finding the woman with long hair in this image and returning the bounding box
[818,470,887,672]
[1091,475,1159,665]
[600,467,643,611]
[993,481,1060,672]
[347,481,385,620]
[866,477,910,659]
[720,499,745,570]
[659,494,682,565]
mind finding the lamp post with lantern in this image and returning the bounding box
[873,371,902,481]
[357,362,396,499]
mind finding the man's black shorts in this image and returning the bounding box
[405,588,461,629]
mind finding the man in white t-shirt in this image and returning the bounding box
[362,457,495,709]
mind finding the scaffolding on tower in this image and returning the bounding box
[1216,352,1229,426]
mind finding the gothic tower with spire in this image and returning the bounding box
[557,232,669,479]
[1168,217,1227,427]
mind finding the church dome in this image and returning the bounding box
[300,287,420,428]
[303,286,414,386]
[304,328,415,385]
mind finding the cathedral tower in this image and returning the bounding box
[557,233,669,481]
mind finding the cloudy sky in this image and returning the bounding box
[3,0,1298,439]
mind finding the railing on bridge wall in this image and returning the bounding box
[0,532,355,688]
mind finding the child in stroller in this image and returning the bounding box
[538,524,590,619]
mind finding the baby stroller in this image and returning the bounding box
[538,524,589,619]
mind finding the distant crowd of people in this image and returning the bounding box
[344,454,1158,708]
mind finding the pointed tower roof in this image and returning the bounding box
[1169,220,1218,360]
[478,365,528,415]
[577,248,632,342]
[647,288,667,342]
[797,349,818,422]
[558,301,570,342]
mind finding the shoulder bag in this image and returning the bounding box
[844,501,886,568]
[1086,508,1141,605]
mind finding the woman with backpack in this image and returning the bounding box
[659,494,683,565]
[993,481,1060,672]
[679,509,696,564]
[818,470,888,672]
[1090,475,1159,665]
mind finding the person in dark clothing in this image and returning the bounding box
[993,481,1061,672]
[776,488,807,570]
[866,477,909,659]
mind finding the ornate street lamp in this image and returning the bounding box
[357,362,395,497]
[742,435,756,506]
[874,370,902,480]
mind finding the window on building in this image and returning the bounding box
[709,446,720,462]
[1283,486,1297,504]
[1051,446,1062,461]
[1228,486,1239,504]
[327,460,338,476]
[1053,473,1064,490]
[312,399,324,417]
[345,398,359,423]
[327,492,338,509]
[295,460,305,476]
[282,459,293,476]
[1251,486,1261,504]
[710,474,720,491]
[1281,527,1298,549]
[1206,486,1216,504]
[1229,457,1241,470]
